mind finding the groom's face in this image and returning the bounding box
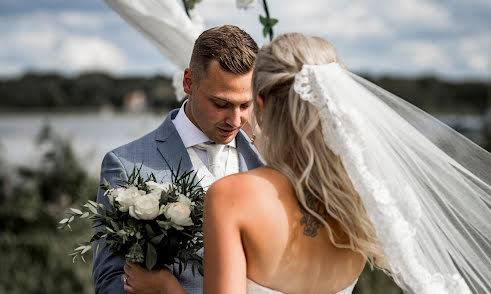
[183,60,253,144]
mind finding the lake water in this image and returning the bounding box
[0,111,167,176]
[0,111,487,177]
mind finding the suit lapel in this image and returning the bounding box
[236,130,265,172]
[155,110,194,175]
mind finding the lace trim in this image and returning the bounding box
[293,63,470,294]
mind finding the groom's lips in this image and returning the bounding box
[217,127,236,136]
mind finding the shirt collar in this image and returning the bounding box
[172,100,236,148]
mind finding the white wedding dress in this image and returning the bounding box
[246,278,357,294]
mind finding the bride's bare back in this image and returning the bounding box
[203,166,365,294]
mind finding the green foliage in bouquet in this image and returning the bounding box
[60,162,206,276]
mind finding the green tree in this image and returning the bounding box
[0,124,96,293]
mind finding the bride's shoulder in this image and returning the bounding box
[205,167,293,216]
[209,166,289,196]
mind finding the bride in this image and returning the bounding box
[123,32,491,293]
[203,33,372,293]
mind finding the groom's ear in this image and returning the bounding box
[256,95,265,112]
[183,68,193,96]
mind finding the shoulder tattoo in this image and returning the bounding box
[299,192,327,238]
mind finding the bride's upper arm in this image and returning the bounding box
[203,175,251,294]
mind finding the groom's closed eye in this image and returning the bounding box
[210,97,252,110]
[240,101,252,109]
[213,101,228,108]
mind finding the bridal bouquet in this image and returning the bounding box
[59,164,205,275]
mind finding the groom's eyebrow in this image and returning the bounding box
[210,96,253,105]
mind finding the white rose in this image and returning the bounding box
[177,194,193,207]
[236,0,256,9]
[107,187,127,206]
[145,181,172,194]
[129,194,161,220]
[115,186,145,212]
[162,195,194,229]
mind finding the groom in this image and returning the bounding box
[92,25,263,293]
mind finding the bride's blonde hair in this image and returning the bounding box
[252,33,388,269]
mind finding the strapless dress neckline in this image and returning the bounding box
[246,278,357,294]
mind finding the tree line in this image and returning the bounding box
[0,72,180,111]
[0,72,489,113]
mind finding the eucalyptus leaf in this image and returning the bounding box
[102,178,112,189]
[150,234,165,244]
[81,245,91,255]
[70,208,83,215]
[88,200,98,207]
[110,220,120,231]
[87,204,98,214]
[145,224,155,237]
[145,243,157,270]
[74,246,86,251]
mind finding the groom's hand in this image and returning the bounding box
[122,262,188,294]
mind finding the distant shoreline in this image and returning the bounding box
[0,106,172,115]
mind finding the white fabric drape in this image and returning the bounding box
[104,0,205,100]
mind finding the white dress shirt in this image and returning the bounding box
[172,101,239,173]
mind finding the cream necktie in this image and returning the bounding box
[194,143,226,179]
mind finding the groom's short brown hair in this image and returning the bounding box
[189,25,258,83]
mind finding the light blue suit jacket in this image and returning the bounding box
[92,109,264,293]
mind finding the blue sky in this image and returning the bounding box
[1,0,490,80]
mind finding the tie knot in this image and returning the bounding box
[194,142,225,155]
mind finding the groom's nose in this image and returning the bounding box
[225,107,242,128]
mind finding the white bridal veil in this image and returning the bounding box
[294,63,491,294]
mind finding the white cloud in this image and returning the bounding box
[395,40,450,69]
[468,55,489,72]
[383,0,451,29]
[276,1,392,39]
[458,35,491,74]
[57,11,117,29]
[60,36,128,72]
[317,6,390,38]
[13,30,58,52]
[0,11,134,74]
